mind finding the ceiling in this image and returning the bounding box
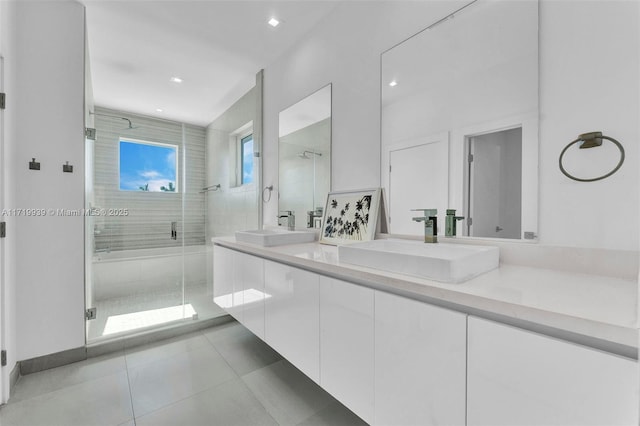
[81,1,340,127]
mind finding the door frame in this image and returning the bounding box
[454,114,538,240]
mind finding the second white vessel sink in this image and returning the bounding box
[235,228,316,247]
[338,239,499,283]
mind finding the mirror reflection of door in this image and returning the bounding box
[467,127,522,239]
[388,136,448,235]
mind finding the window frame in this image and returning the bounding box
[118,137,179,193]
[240,132,254,186]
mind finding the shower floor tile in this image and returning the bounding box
[87,284,225,342]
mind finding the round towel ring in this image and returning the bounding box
[559,133,625,182]
[262,185,274,203]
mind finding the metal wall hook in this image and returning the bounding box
[559,131,625,182]
[29,158,40,170]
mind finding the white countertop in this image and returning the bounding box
[213,237,638,353]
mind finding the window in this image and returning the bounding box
[119,139,178,192]
[241,134,254,185]
[228,122,254,188]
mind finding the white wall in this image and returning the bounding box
[0,0,17,403]
[206,86,259,239]
[263,0,639,251]
[263,1,471,227]
[539,0,638,250]
[13,1,86,360]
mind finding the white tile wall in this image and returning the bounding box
[93,107,206,251]
[206,87,259,238]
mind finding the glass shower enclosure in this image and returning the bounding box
[85,108,219,343]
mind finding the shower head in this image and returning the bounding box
[298,150,322,159]
[121,117,137,130]
[90,111,139,130]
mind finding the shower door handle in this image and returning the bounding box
[171,222,177,240]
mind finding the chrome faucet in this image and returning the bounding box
[278,210,295,231]
[445,209,465,237]
[412,209,438,243]
[306,207,324,228]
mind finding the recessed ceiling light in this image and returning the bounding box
[389,80,398,87]
[156,108,164,113]
[170,77,183,83]
[268,18,280,27]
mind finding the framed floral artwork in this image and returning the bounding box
[319,188,381,245]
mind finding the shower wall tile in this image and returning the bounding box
[93,250,207,301]
[92,107,207,252]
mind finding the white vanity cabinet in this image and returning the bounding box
[467,316,639,426]
[374,291,467,426]
[238,254,265,340]
[214,242,638,426]
[264,259,320,383]
[319,276,374,424]
[213,245,243,321]
[213,246,265,338]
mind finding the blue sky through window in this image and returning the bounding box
[241,135,254,185]
[120,140,177,192]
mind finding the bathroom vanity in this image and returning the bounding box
[212,237,638,425]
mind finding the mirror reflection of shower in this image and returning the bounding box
[278,84,332,229]
[298,150,322,160]
[298,150,322,215]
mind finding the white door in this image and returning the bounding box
[468,136,501,237]
[388,136,448,235]
[468,127,522,239]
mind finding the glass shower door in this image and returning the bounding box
[180,124,220,321]
[86,110,188,343]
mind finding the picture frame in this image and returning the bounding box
[319,188,381,245]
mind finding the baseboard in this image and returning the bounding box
[19,346,87,376]
[9,361,20,393]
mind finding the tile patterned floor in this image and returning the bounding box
[0,321,367,426]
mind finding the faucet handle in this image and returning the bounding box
[411,208,437,217]
[446,209,464,220]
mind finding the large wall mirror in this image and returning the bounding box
[381,0,539,240]
[279,84,332,228]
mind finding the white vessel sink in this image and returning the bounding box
[338,239,499,283]
[235,228,316,247]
